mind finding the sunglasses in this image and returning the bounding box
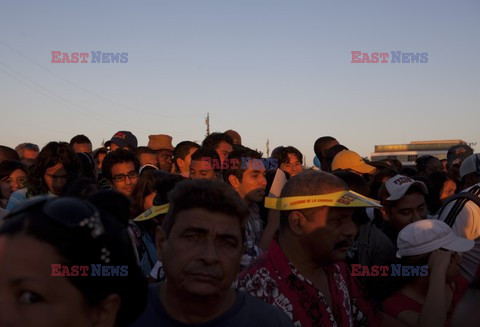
[6,196,111,264]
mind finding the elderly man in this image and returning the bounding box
[236,170,403,327]
[131,179,293,326]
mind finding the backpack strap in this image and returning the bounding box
[437,185,480,227]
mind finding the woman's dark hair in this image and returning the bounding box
[131,170,170,218]
[368,167,398,200]
[0,195,147,325]
[76,152,96,179]
[27,142,81,197]
[426,171,456,214]
[333,170,369,196]
[65,177,100,199]
[271,146,303,166]
[0,160,27,180]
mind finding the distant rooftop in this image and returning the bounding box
[374,140,466,153]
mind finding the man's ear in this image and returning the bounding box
[176,157,185,170]
[155,226,167,261]
[92,294,121,327]
[288,211,306,236]
[380,207,390,221]
[228,174,241,189]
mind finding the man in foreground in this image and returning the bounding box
[236,170,404,326]
[131,179,293,326]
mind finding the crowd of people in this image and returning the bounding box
[0,130,479,326]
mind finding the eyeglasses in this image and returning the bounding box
[1,176,27,187]
[112,171,138,182]
[5,196,111,264]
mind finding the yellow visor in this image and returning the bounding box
[133,203,170,222]
[264,190,381,210]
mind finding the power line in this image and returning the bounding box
[0,40,203,119]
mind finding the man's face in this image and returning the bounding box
[156,149,173,172]
[280,153,303,177]
[189,160,216,180]
[234,166,266,202]
[385,192,427,232]
[110,161,138,197]
[158,208,244,298]
[22,149,39,160]
[215,141,232,165]
[300,206,357,264]
[72,143,92,154]
[109,143,120,151]
[139,153,159,168]
[43,163,68,195]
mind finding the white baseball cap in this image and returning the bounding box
[459,153,480,179]
[385,174,428,201]
[396,219,474,258]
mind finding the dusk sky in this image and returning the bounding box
[1,0,479,164]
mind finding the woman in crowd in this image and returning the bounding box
[0,194,147,326]
[0,160,27,208]
[426,171,457,215]
[270,145,304,177]
[130,171,184,276]
[6,142,80,209]
[382,219,474,327]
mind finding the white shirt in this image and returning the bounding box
[438,183,480,281]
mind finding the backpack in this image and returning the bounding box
[436,185,480,227]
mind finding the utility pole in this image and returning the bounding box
[266,139,270,157]
[205,112,210,138]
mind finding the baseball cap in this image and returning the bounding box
[105,131,138,149]
[397,219,474,258]
[331,150,376,175]
[459,153,480,178]
[384,174,428,201]
[447,144,473,166]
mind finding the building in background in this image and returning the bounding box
[370,140,469,166]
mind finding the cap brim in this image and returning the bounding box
[264,190,382,210]
[352,163,376,175]
[133,204,169,222]
[442,237,475,253]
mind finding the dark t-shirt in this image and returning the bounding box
[130,283,294,327]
